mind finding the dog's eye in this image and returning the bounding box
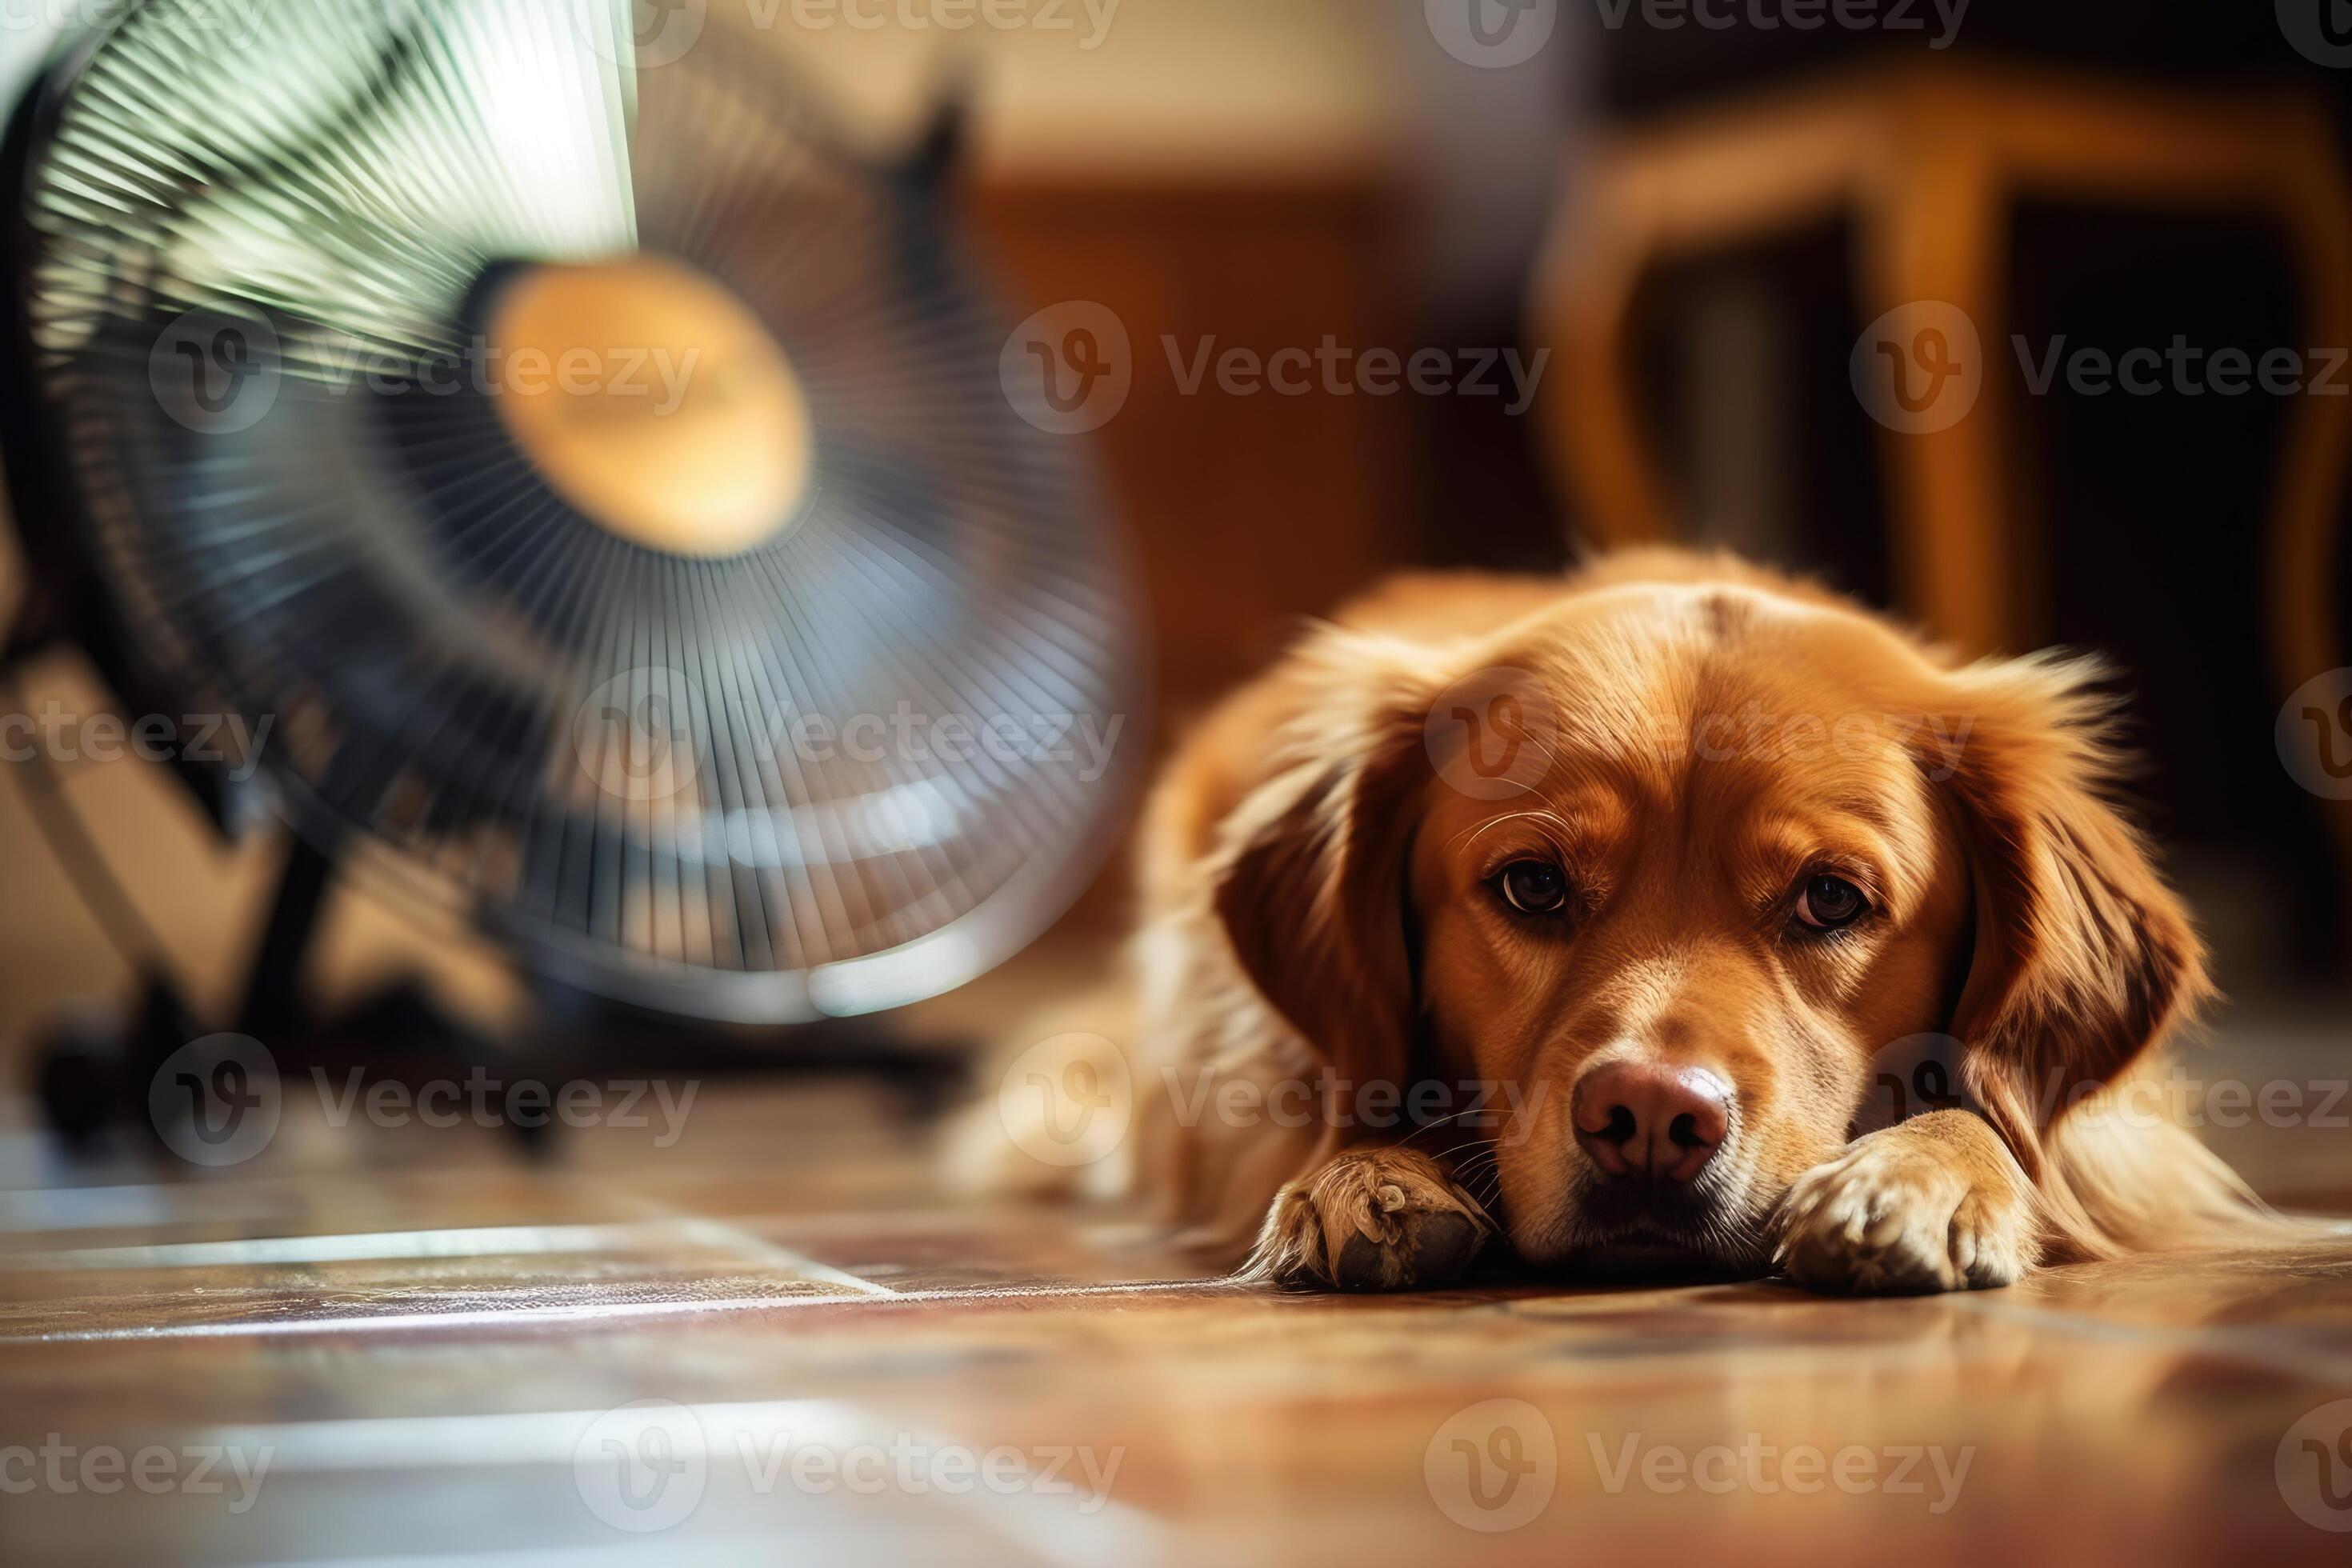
[1498,860,1568,915]
[1794,874,1869,931]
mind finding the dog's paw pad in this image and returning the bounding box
[1249,1148,1491,1292]
[1333,1205,1482,1291]
[1776,1139,2027,1296]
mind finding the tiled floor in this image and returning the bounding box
[5,1066,2352,1565]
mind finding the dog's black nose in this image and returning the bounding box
[1572,1060,1730,1183]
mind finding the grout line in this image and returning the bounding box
[587,1181,900,1297]
[0,1278,1244,1344]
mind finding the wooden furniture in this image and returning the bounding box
[1535,64,2352,677]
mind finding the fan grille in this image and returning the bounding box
[18,0,1142,1021]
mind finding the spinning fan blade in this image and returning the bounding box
[10,0,1143,1024]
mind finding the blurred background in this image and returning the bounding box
[4,0,2351,1186]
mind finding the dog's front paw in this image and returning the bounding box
[1775,1115,2035,1294]
[1245,1146,1492,1291]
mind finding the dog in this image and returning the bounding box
[973,549,2286,1294]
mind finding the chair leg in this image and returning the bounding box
[1858,141,2022,657]
[2266,133,2352,942]
[1538,185,1678,551]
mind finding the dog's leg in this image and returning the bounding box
[1774,1110,2038,1294]
[1244,1146,1493,1291]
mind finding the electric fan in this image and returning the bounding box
[1,0,1142,1130]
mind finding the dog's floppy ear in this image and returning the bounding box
[1929,654,2211,1169]
[1211,630,1444,1098]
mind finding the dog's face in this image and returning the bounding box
[1215,566,2204,1279]
[1406,586,1974,1274]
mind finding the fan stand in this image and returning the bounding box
[6,609,967,1154]
[16,796,972,1153]
[1,61,988,1154]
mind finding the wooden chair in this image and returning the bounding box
[1534,61,2352,670]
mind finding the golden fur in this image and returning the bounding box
[970,550,2290,1293]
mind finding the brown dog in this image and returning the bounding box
[980,550,2285,1293]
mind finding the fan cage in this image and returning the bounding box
[7,0,1146,1024]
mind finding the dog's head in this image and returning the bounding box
[1214,559,2206,1276]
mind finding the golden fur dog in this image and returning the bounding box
[975,550,2286,1293]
